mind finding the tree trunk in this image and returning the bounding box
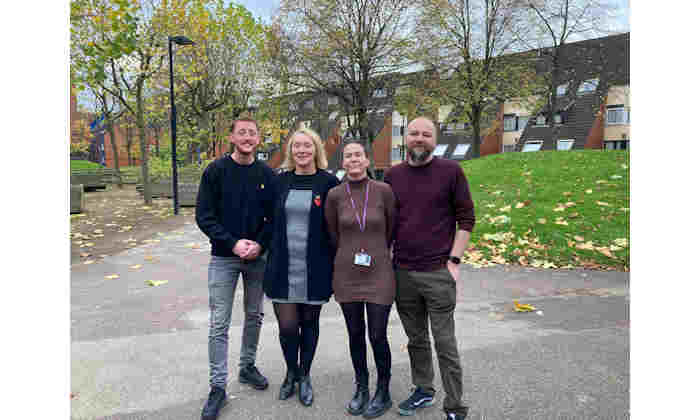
[126,124,133,166]
[136,82,152,205]
[472,105,482,158]
[106,120,122,189]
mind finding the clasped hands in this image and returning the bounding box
[233,239,262,260]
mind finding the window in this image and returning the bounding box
[522,141,543,152]
[433,144,448,157]
[335,169,346,180]
[517,115,530,130]
[504,114,517,132]
[392,125,402,137]
[452,144,470,158]
[557,139,574,151]
[606,105,628,125]
[373,88,387,98]
[604,140,629,150]
[557,83,568,96]
[391,147,402,161]
[577,78,599,95]
[328,96,338,106]
[535,115,546,126]
[554,112,563,125]
[304,99,314,109]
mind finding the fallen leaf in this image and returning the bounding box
[585,189,593,194]
[596,201,610,206]
[499,205,511,212]
[513,300,536,312]
[613,238,629,247]
[104,274,119,280]
[574,235,585,242]
[80,252,91,258]
[537,218,547,224]
[130,264,142,269]
[83,260,94,265]
[146,280,169,287]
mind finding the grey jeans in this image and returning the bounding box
[208,254,266,389]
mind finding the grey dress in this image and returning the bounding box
[270,174,327,305]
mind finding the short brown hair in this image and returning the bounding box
[230,117,260,133]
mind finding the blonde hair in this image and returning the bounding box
[282,127,329,171]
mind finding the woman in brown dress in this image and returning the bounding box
[324,141,396,419]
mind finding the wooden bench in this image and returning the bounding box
[137,181,200,206]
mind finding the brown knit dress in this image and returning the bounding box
[324,177,396,305]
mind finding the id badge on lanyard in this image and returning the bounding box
[347,182,372,267]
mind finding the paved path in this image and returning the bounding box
[71,222,629,420]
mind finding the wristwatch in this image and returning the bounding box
[448,256,461,265]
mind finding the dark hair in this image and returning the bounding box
[230,117,260,133]
[342,140,373,179]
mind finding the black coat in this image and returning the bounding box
[263,170,341,301]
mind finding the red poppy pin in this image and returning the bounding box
[314,195,321,207]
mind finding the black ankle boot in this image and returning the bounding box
[347,382,370,415]
[298,375,313,406]
[362,384,392,419]
[278,370,298,400]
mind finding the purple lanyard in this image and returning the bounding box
[345,181,370,232]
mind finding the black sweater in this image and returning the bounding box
[263,170,340,301]
[195,156,277,257]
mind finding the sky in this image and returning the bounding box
[232,0,630,32]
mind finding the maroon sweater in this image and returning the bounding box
[384,157,476,271]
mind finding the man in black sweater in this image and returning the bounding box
[196,117,277,420]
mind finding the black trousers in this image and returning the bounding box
[340,301,392,387]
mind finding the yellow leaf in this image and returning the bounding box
[146,280,169,287]
[515,202,525,209]
[499,205,511,212]
[83,260,94,265]
[513,300,536,312]
[537,218,547,224]
[555,219,568,226]
[130,264,142,269]
[613,238,629,247]
[597,201,610,206]
[564,202,576,207]
[585,189,593,194]
[104,274,119,280]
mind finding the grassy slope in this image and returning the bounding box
[460,150,629,270]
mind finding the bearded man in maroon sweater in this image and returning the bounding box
[384,117,475,420]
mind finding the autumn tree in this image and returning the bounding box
[411,0,544,158]
[519,0,621,146]
[151,0,266,162]
[71,0,176,204]
[268,0,416,172]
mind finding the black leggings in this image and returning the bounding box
[273,303,323,377]
[340,302,392,386]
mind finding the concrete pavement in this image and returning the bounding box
[71,221,629,420]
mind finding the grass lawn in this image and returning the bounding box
[70,160,104,171]
[461,150,629,270]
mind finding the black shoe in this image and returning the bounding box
[201,386,227,420]
[397,387,435,416]
[279,370,298,400]
[239,365,269,390]
[363,385,392,419]
[446,410,468,420]
[298,375,314,406]
[347,383,370,415]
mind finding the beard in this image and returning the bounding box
[408,146,432,163]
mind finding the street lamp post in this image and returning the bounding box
[168,35,195,215]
